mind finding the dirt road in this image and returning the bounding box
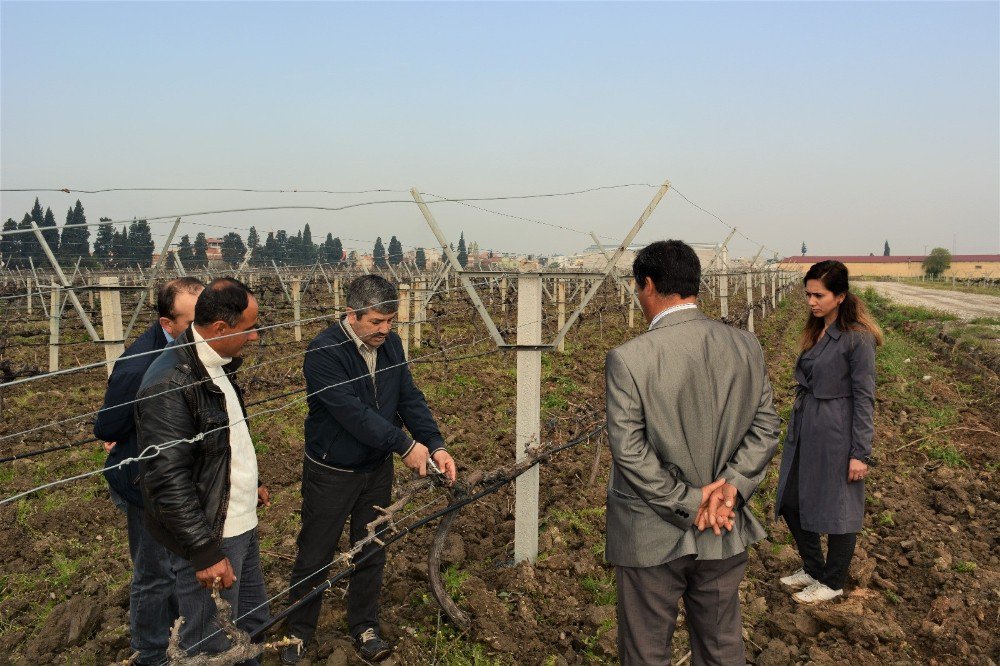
[867,281,1000,320]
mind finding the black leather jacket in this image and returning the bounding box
[136,327,250,570]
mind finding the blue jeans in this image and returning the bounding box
[110,488,179,665]
[168,528,270,664]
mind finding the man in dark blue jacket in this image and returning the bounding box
[281,275,456,664]
[94,276,203,666]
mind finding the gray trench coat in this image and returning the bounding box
[775,322,877,534]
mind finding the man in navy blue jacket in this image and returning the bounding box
[94,276,203,666]
[281,275,456,664]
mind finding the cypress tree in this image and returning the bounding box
[457,232,468,268]
[263,232,277,264]
[373,237,387,268]
[221,232,246,266]
[18,213,40,266]
[415,247,426,270]
[331,237,343,265]
[176,234,194,265]
[111,226,129,267]
[128,219,154,267]
[1,218,20,266]
[275,230,288,263]
[93,218,115,264]
[302,224,315,263]
[193,232,209,268]
[388,235,403,265]
[40,207,60,257]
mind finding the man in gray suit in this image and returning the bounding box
[606,240,781,665]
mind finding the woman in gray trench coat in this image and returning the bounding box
[775,260,883,604]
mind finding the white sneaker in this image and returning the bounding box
[793,581,843,604]
[779,568,817,590]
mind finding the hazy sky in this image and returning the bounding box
[2,1,998,259]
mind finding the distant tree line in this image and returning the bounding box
[1,199,475,272]
[1,198,154,269]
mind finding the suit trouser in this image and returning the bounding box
[616,551,748,666]
[285,455,392,643]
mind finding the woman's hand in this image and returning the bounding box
[848,458,868,482]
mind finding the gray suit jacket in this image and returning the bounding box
[605,308,781,568]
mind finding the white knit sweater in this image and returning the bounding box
[193,328,259,538]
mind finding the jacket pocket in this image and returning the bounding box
[610,487,643,502]
[196,407,230,456]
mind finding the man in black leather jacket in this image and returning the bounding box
[95,276,203,666]
[136,278,270,662]
[281,275,456,664]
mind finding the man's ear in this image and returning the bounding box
[345,308,358,324]
[158,316,172,331]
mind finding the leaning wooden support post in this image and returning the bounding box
[49,280,60,372]
[99,276,125,376]
[745,271,754,334]
[292,279,302,343]
[556,279,566,353]
[551,179,670,350]
[628,278,636,328]
[413,279,424,349]
[771,268,777,309]
[29,221,102,343]
[760,270,767,318]
[398,284,411,360]
[271,260,292,304]
[26,279,33,315]
[719,251,730,320]
[515,274,541,564]
[500,276,508,315]
[333,276,341,311]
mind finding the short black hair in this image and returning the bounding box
[194,278,254,327]
[632,240,701,298]
[157,277,205,319]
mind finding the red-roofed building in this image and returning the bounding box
[779,255,1000,278]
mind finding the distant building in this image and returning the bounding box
[569,241,720,270]
[780,255,1000,278]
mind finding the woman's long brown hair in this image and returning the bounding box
[799,260,884,352]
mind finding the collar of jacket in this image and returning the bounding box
[648,307,706,331]
[825,321,843,340]
[151,322,168,349]
[173,326,244,387]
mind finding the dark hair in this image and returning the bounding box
[194,278,254,327]
[346,275,398,316]
[632,240,701,298]
[157,277,204,319]
[800,260,883,351]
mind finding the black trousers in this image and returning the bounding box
[780,449,856,590]
[286,456,393,642]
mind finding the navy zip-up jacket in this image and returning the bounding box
[304,319,444,471]
[94,322,168,507]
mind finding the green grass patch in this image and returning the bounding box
[547,506,605,536]
[921,443,968,468]
[442,564,470,602]
[581,571,617,606]
[953,561,976,573]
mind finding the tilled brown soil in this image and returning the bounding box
[1,285,997,665]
